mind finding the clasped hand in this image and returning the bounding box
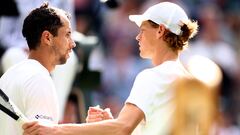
[86,105,114,123]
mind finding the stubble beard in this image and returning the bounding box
[58,55,67,65]
[52,46,68,65]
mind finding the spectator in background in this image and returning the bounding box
[171,78,218,135]
[177,55,223,135]
[180,3,239,97]
[74,0,102,35]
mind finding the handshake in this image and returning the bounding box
[86,105,114,123]
[22,105,115,135]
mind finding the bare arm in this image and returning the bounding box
[23,103,144,135]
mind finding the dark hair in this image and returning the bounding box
[148,20,198,53]
[22,3,69,50]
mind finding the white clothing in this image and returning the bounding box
[0,59,59,135]
[52,51,78,119]
[126,60,189,135]
[0,48,78,120]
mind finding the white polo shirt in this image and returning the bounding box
[126,60,189,135]
[0,59,59,135]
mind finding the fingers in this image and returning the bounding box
[23,128,39,135]
[87,110,103,117]
[86,111,104,122]
[86,105,105,123]
[103,108,114,120]
[86,116,103,123]
[88,105,103,112]
[22,121,38,130]
[22,121,40,135]
[86,105,114,123]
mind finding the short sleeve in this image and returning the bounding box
[126,70,159,119]
[22,74,59,123]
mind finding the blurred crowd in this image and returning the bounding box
[1,0,240,134]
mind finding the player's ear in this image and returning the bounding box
[41,30,53,46]
[157,24,165,38]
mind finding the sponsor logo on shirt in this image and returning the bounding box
[35,114,53,121]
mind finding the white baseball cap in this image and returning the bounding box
[129,2,188,35]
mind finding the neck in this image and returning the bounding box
[28,50,55,72]
[152,53,178,66]
[152,43,178,66]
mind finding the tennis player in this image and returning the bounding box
[0,3,75,135]
[23,2,198,135]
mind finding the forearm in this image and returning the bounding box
[56,119,131,135]
[23,103,144,135]
[55,104,144,135]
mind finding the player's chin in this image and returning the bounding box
[58,57,68,65]
[139,52,150,59]
[139,52,145,58]
[57,52,71,64]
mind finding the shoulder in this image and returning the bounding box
[16,60,54,91]
[134,68,157,85]
[136,61,189,84]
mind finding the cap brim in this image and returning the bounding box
[129,15,145,27]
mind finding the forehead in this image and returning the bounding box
[140,21,151,28]
[58,14,71,31]
[55,19,71,36]
[61,17,71,28]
